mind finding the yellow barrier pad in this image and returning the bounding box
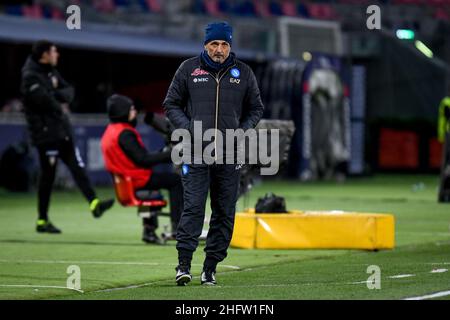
[230,209,395,250]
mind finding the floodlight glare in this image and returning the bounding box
[396,29,415,40]
[415,40,433,58]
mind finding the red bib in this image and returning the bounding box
[101,123,152,189]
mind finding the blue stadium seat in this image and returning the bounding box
[138,0,150,12]
[192,0,207,14]
[297,3,310,18]
[114,0,131,7]
[5,5,23,16]
[231,1,256,17]
[268,0,283,16]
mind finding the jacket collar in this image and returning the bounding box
[199,51,236,75]
[22,56,54,74]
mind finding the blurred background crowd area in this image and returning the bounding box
[2,0,450,23]
[0,0,449,183]
[1,0,450,48]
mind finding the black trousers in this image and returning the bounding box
[142,171,183,233]
[36,138,96,221]
[176,164,241,269]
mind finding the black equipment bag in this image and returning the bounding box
[255,193,288,213]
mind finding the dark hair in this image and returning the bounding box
[31,40,55,61]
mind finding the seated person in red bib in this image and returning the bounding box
[101,94,182,244]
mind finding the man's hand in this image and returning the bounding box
[61,103,71,115]
[51,76,58,89]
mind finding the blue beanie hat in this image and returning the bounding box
[204,22,233,45]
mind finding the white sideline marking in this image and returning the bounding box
[94,281,164,293]
[350,280,371,285]
[0,259,240,270]
[94,266,271,293]
[350,274,415,285]
[431,269,448,273]
[97,281,349,292]
[404,290,450,300]
[0,284,83,293]
[389,274,415,279]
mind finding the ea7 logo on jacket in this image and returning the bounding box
[191,68,209,76]
[230,78,240,84]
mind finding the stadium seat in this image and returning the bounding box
[111,173,167,210]
[434,7,450,20]
[280,0,298,17]
[92,0,116,13]
[114,0,132,7]
[201,0,228,17]
[231,0,256,17]
[297,3,310,18]
[143,0,162,13]
[252,0,272,18]
[307,3,337,20]
[338,0,371,3]
[22,4,43,19]
[5,5,23,16]
[428,0,448,6]
[192,0,207,14]
[268,0,283,16]
[50,7,65,20]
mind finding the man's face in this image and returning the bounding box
[204,40,230,64]
[41,46,59,66]
[128,105,137,122]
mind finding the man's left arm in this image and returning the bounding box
[240,68,264,130]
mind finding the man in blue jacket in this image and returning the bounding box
[163,22,264,286]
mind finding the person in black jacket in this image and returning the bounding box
[102,94,183,244]
[163,22,264,286]
[21,40,114,234]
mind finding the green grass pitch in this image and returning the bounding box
[1,174,450,300]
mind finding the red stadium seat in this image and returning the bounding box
[111,173,167,209]
[22,4,43,19]
[307,3,337,20]
[338,0,370,3]
[146,0,162,13]
[280,0,298,17]
[392,0,425,4]
[253,0,272,18]
[428,0,448,6]
[434,7,450,20]
[51,7,64,20]
[203,0,223,17]
[92,0,116,13]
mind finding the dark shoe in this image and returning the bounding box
[201,268,217,286]
[91,198,114,218]
[36,220,61,234]
[142,227,164,245]
[175,263,192,286]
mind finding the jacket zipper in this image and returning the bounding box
[212,64,235,161]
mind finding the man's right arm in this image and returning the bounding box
[55,75,75,104]
[162,62,191,131]
[118,130,171,168]
[21,73,62,114]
